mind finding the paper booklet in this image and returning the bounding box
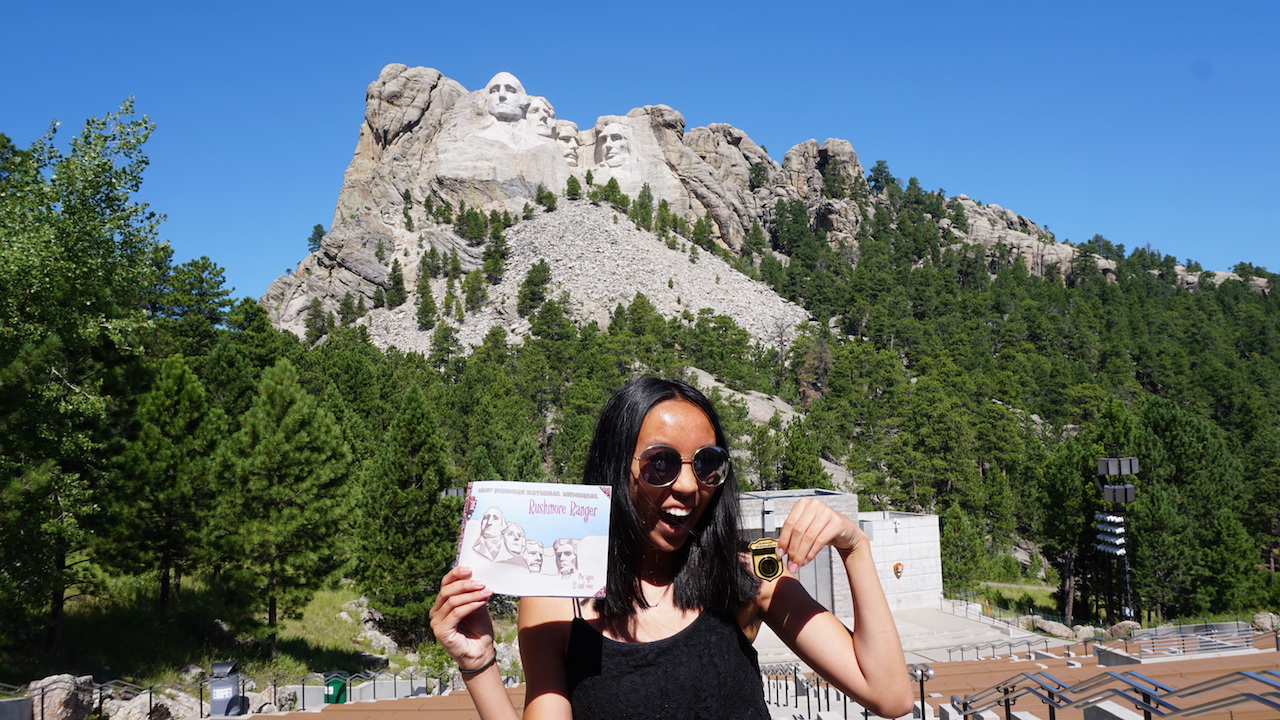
[455,481,611,597]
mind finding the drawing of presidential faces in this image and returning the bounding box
[479,507,505,538]
[553,538,579,576]
[521,540,545,572]
[502,522,527,556]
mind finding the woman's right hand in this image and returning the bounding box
[429,566,496,671]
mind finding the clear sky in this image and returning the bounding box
[4,1,1276,301]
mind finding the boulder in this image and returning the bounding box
[107,689,205,720]
[26,675,95,720]
[1253,612,1278,632]
[1105,621,1141,640]
[1032,618,1073,639]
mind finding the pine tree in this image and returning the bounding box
[338,292,357,325]
[463,269,487,311]
[349,385,461,645]
[483,232,510,284]
[386,259,408,307]
[517,259,553,317]
[631,183,654,230]
[304,297,330,343]
[213,359,351,657]
[416,274,437,331]
[109,356,226,609]
[307,224,325,252]
[423,246,442,278]
[447,249,462,280]
[566,175,582,200]
[535,184,557,211]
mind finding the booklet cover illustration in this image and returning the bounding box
[455,481,611,597]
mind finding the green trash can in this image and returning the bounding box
[324,676,347,704]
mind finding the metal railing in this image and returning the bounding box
[946,636,1052,661]
[1115,626,1254,658]
[759,662,918,720]
[949,667,1280,719]
[1,667,453,720]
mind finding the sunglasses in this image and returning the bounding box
[634,445,730,488]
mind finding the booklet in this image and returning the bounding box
[455,481,611,597]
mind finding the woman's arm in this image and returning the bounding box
[515,596,574,720]
[428,566,521,720]
[761,499,914,718]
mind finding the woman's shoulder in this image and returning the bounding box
[518,595,580,628]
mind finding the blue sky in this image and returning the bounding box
[4,1,1276,301]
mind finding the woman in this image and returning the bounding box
[430,377,913,719]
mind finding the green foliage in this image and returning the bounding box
[350,385,461,646]
[565,175,581,200]
[422,247,442,278]
[212,358,352,657]
[749,162,769,190]
[462,269,487,311]
[941,504,988,590]
[337,292,361,326]
[106,356,226,608]
[517,259,553,317]
[385,259,408,307]
[630,183,654,230]
[416,276,437,331]
[454,206,488,245]
[483,231,510,284]
[821,159,847,199]
[402,190,414,232]
[535,184,557,211]
[307,224,325,253]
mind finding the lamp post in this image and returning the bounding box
[1095,453,1138,622]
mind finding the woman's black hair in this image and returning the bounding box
[583,376,759,617]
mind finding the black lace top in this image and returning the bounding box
[565,610,770,720]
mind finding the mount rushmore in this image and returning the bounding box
[261,65,1260,349]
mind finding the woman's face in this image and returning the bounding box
[628,399,720,555]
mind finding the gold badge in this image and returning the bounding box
[748,538,782,581]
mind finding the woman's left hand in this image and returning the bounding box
[775,498,864,574]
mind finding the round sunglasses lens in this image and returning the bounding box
[693,447,728,485]
[641,447,681,486]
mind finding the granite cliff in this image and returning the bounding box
[261,64,1264,347]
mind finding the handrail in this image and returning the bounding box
[946,636,1052,661]
[950,666,1280,718]
[7,667,447,719]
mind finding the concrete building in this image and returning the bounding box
[739,489,942,616]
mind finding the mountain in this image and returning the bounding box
[260,64,1266,346]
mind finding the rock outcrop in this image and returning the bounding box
[262,64,1255,349]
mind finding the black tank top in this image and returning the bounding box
[565,609,770,720]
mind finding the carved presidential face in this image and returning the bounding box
[485,72,528,122]
[527,96,555,137]
[555,121,580,166]
[600,122,630,167]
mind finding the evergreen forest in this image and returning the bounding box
[2,104,1278,678]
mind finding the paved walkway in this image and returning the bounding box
[753,604,1068,666]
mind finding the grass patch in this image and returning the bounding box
[0,576,412,686]
[977,583,1059,617]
